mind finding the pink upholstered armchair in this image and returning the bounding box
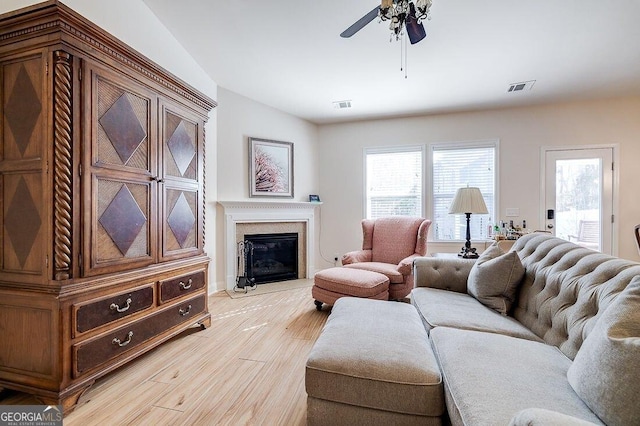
[341,216,431,300]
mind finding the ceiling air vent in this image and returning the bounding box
[507,80,536,93]
[333,100,352,109]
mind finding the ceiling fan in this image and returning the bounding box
[340,0,432,45]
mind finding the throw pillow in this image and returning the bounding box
[567,276,640,426]
[467,242,524,315]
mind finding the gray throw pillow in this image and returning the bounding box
[467,242,524,315]
[567,276,640,426]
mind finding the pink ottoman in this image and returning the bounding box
[312,267,390,310]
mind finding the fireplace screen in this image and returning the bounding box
[244,232,298,284]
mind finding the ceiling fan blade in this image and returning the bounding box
[340,6,379,38]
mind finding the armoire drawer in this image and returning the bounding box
[73,294,206,377]
[74,285,155,334]
[159,270,205,303]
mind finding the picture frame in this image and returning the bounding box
[309,194,321,202]
[249,137,294,198]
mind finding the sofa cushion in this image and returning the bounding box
[567,276,640,426]
[343,262,404,283]
[430,327,604,426]
[508,408,600,426]
[467,242,524,315]
[411,287,542,342]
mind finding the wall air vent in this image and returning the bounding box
[332,100,352,109]
[507,80,536,93]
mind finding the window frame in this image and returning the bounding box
[362,145,425,220]
[427,140,500,242]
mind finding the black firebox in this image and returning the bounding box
[244,232,298,284]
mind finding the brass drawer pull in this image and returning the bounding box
[112,331,134,347]
[179,305,192,316]
[179,278,193,290]
[110,298,132,313]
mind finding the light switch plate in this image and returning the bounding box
[506,208,520,217]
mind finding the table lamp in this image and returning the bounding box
[449,186,488,258]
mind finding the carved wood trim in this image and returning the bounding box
[53,50,73,280]
[202,125,206,247]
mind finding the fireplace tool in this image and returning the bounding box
[234,240,256,293]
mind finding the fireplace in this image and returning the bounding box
[219,201,320,291]
[244,233,298,284]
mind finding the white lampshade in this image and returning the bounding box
[448,187,488,214]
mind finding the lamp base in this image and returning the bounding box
[458,247,479,259]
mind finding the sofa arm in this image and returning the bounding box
[413,257,473,293]
[508,408,600,426]
[341,249,372,265]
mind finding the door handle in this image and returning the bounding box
[547,224,554,229]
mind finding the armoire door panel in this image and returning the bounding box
[88,175,155,274]
[161,104,199,182]
[91,65,155,174]
[1,54,45,161]
[162,185,201,258]
[2,171,43,274]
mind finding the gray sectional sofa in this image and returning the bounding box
[412,233,640,425]
[306,233,640,425]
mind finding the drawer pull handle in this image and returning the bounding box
[179,279,193,290]
[179,305,192,316]
[112,331,134,347]
[110,298,132,313]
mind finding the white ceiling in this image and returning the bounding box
[142,0,640,124]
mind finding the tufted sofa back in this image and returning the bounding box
[511,233,640,360]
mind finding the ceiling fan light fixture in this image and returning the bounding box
[414,0,433,21]
[406,3,426,44]
[379,0,432,41]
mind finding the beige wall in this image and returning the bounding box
[214,88,320,290]
[318,97,640,263]
[4,2,639,289]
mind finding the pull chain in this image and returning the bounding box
[399,32,409,78]
[404,33,408,79]
[400,32,403,73]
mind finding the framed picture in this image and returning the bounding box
[309,194,321,202]
[249,137,294,198]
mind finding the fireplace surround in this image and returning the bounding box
[219,201,320,290]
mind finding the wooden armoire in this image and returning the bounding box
[0,1,215,412]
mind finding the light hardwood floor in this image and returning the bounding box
[0,284,328,425]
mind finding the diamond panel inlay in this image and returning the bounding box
[5,177,41,267]
[99,184,147,255]
[167,121,195,176]
[167,192,195,248]
[99,94,147,164]
[5,65,42,156]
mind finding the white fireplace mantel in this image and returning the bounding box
[218,201,321,290]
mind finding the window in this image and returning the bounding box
[365,147,423,219]
[431,142,497,241]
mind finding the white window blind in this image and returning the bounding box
[365,147,423,219]
[432,144,496,241]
